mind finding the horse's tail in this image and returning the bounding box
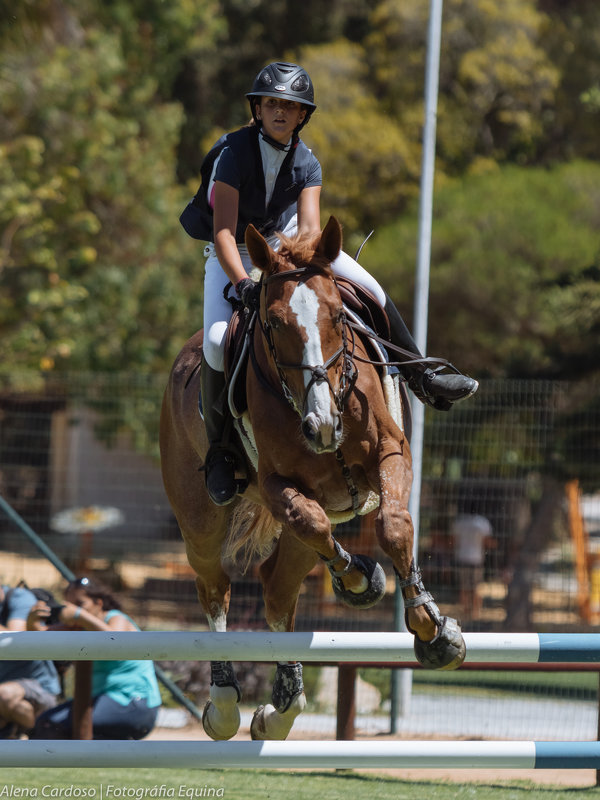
[225,499,281,573]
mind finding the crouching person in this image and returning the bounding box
[31,576,161,740]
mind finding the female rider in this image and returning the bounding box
[180,61,478,507]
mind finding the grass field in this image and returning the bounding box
[3,767,600,800]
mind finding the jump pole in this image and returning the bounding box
[0,740,598,769]
[1,631,599,663]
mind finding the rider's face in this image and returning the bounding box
[256,97,307,143]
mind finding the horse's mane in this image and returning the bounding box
[275,230,335,275]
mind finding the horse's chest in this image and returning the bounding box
[309,460,373,513]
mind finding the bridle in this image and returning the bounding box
[255,266,358,418]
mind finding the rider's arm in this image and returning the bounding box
[213,180,250,286]
[297,185,322,237]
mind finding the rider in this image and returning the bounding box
[180,61,478,507]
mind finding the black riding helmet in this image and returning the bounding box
[246,62,316,132]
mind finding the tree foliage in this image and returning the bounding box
[364,161,600,379]
[0,8,200,376]
[367,0,560,172]
[0,0,599,383]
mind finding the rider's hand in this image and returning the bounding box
[235,278,261,311]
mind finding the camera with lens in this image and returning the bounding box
[46,602,65,626]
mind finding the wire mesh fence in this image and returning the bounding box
[1,372,599,739]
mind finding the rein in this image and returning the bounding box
[345,319,459,374]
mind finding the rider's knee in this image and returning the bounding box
[203,326,227,372]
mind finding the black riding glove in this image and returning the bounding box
[235,278,261,311]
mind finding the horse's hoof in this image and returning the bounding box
[413,616,466,670]
[250,704,269,740]
[202,698,241,740]
[250,693,306,741]
[332,554,386,609]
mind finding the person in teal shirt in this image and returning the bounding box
[31,577,161,739]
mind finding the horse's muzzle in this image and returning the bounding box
[301,411,343,453]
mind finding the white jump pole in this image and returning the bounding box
[0,740,598,769]
[1,631,598,663]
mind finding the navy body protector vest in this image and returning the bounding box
[180,126,316,243]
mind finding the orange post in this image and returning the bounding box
[566,479,591,623]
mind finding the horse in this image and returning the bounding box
[159,215,465,741]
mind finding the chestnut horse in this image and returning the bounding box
[159,216,465,741]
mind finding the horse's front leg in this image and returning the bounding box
[262,474,385,604]
[375,439,466,671]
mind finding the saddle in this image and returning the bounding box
[223,277,392,418]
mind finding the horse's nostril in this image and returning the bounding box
[302,420,316,441]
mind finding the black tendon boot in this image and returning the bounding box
[200,363,238,506]
[383,295,478,410]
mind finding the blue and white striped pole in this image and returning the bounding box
[1,631,600,663]
[0,740,597,769]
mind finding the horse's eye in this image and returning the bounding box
[268,316,280,331]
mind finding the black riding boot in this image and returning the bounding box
[383,295,478,411]
[200,363,238,506]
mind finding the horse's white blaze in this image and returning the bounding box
[289,282,336,438]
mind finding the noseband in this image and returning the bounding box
[258,267,358,417]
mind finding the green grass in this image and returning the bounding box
[2,767,600,800]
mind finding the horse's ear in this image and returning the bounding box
[316,216,343,264]
[246,224,274,273]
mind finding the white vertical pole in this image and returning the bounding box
[391,0,444,730]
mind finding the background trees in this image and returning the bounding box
[1,0,599,381]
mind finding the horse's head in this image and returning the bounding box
[246,216,353,454]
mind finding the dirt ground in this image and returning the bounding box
[146,719,598,788]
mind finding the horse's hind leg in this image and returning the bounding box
[250,531,316,740]
[160,358,242,738]
[181,509,242,740]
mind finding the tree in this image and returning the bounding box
[363,161,600,379]
[0,16,199,377]
[537,0,600,161]
[299,41,419,237]
[366,0,560,172]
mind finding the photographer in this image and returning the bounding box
[0,583,60,739]
[31,576,161,740]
